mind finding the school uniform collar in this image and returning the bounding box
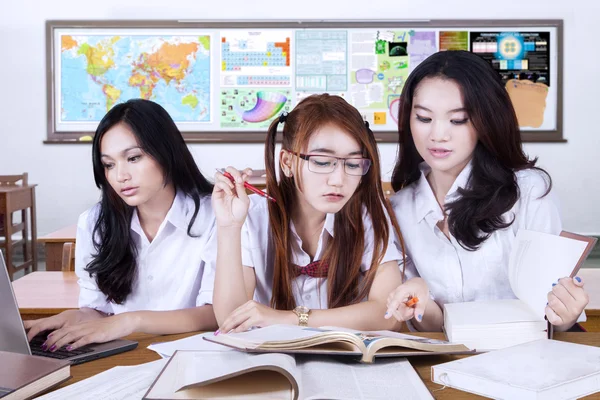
[289,211,336,262]
[130,191,189,236]
[414,161,473,223]
[289,212,336,240]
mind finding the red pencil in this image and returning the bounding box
[217,168,276,203]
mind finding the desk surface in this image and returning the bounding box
[13,271,79,315]
[51,331,600,399]
[38,224,77,243]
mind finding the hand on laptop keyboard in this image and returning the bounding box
[29,332,94,359]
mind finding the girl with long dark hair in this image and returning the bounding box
[385,51,588,332]
[24,99,218,351]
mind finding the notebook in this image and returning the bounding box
[431,339,600,400]
[144,350,434,400]
[204,324,473,363]
[443,230,597,351]
[0,351,70,400]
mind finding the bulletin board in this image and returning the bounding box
[45,19,563,143]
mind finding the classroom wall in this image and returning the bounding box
[1,0,599,236]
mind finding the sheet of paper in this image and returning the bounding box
[147,332,232,358]
[37,359,167,400]
[509,230,588,319]
[297,355,433,400]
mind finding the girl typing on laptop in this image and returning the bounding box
[24,99,219,352]
[384,51,589,332]
[211,94,408,334]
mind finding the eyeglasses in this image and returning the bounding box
[297,153,371,176]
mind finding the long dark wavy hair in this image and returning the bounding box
[265,94,405,310]
[87,99,213,304]
[391,50,551,250]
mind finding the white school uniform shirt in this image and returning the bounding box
[240,195,402,310]
[75,192,217,315]
[391,161,566,307]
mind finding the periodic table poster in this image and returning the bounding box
[47,20,563,142]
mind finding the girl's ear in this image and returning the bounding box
[279,149,294,177]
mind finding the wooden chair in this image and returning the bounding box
[0,173,28,235]
[61,242,76,271]
[0,173,37,280]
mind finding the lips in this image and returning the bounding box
[121,187,138,196]
[428,148,452,158]
[323,193,345,202]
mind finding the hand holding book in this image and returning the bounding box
[545,275,588,330]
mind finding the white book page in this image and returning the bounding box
[297,356,433,400]
[147,332,232,358]
[319,326,453,345]
[509,230,588,319]
[37,359,167,400]
[162,351,298,394]
[319,326,424,341]
[212,325,328,347]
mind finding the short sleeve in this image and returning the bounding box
[517,170,562,235]
[195,219,217,307]
[75,206,113,314]
[360,207,402,272]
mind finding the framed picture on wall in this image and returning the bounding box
[46,19,563,143]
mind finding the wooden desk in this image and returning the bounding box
[49,332,600,399]
[580,268,600,332]
[39,224,76,271]
[12,271,79,320]
[0,184,38,279]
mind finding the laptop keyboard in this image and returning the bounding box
[30,334,94,359]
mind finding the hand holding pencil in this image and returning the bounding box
[385,277,429,324]
[212,166,254,229]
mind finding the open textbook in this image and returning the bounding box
[444,230,597,351]
[144,351,434,400]
[204,325,472,363]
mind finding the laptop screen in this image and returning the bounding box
[0,251,33,355]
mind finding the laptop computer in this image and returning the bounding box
[0,251,138,365]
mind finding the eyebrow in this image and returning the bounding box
[414,104,467,114]
[308,147,363,157]
[101,146,141,158]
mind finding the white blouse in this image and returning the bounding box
[391,162,563,306]
[240,195,402,309]
[75,192,217,314]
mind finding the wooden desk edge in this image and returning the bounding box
[38,224,77,243]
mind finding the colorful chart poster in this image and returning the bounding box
[409,31,437,71]
[220,30,292,87]
[471,31,551,129]
[470,32,550,86]
[220,88,292,129]
[439,31,469,51]
[295,30,348,92]
[349,30,411,127]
